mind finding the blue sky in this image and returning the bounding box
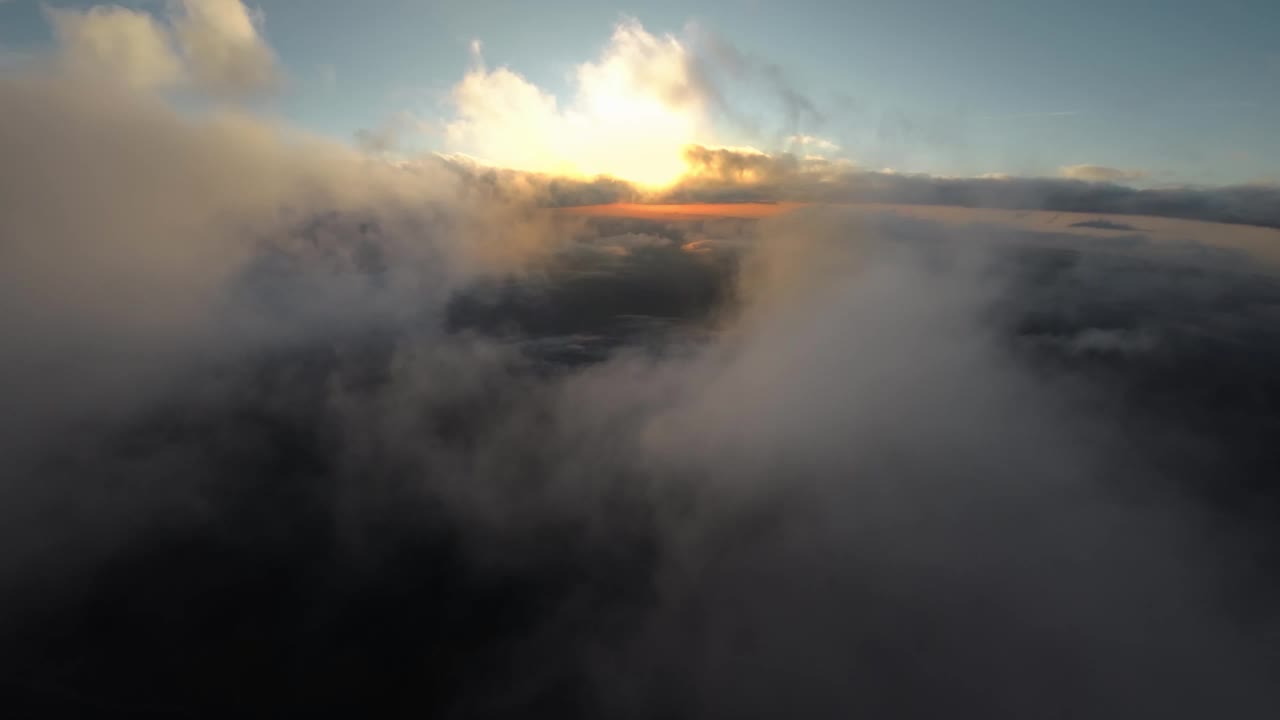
[3,0,1277,184]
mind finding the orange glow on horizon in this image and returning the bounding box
[557,202,809,221]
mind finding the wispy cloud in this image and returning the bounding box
[1059,164,1146,183]
[786,133,840,152]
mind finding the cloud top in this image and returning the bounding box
[48,0,279,100]
[50,5,184,91]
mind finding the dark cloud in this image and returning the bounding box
[1069,218,1142,231]
[438,155,642,207]
[2,63,1280,720]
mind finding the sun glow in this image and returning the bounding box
[445,20,705,188]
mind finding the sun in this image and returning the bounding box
[444,21,706,190]
[561,81,699,188]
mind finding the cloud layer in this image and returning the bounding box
[497,144,1280,230]
[2,9,1279,718]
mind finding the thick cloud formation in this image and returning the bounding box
[171,0,280,99]
[49,0,280,99]
[3,25,1280,720]
[0,66,563,517]
[50,4,185,91]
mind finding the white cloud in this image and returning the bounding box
[786,134,840,152]
[171,0,280,99]
[444,19,709,187]
[49,5,184,91]
[47,0,280,100]
[1059,164,1146,183]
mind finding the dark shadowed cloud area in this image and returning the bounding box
[2,9,1280,720]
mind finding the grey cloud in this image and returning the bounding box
[1069,218,1141,231]
[437,154,642,206]
[1045,327,1160,355]
[0,67,559,472]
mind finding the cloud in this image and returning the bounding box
[442,19,834,187]
[354,111,431,155]
[455,136,1280,229]
[445,19,707,187]
[1069,218,1141,231]
[686,23,824,137]
[654,144,848,203]
[0,69,561,466]
[47,0,280,100]
[169,0,280,99]
[1060,163,1147,183]
[4,16,1280,719]
[637,146,1280,229]
[436,153,642,207]
[682,144,787,182]
[49,5,184,90]
[786,133,840,152]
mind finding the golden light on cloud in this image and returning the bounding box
[445,20,705,188]
[557,202,807,221]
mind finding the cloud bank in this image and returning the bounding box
[491,143,1280,230]
[434,19,1280,230]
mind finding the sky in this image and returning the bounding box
[3,0,1278,185]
